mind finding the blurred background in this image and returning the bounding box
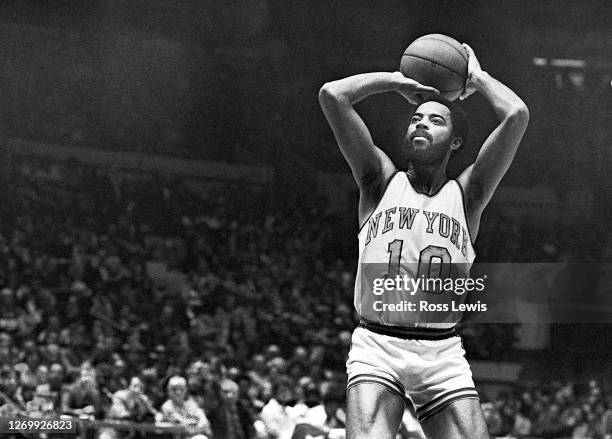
[0,0,610,438]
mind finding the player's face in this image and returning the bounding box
[403,101,455,164]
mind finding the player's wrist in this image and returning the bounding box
[389,71,408,89]
[469,70,489,89]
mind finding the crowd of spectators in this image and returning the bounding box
[0,156,354,439]
[480,380,612,439]
[0,156,610,439]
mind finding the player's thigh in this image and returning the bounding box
[346,382,405,439]
[420,398,488,439]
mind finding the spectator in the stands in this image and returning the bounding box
[62,367,102,418]
[15,379,37,410]
[303,381,346,430]
[511,404,533,437]
[106,376,157,422]
[44,363,66,411]
[160,375,212,439]
[535,403,566,437]
[257,377,302,439]
[599,405,612,439]
[210,378,254,439]
[481,401,503,437]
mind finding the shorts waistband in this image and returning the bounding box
[358,319,457,340]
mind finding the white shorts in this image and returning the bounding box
[346,326,479,422]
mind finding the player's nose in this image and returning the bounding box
[416,122,428,130]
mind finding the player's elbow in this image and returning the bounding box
[318,82,346,107]
[318,83,336,105]
[509,104,529,124]
[506,104,529,130]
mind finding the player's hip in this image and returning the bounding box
[346,324,477,421]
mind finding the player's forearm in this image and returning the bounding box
[471,71,529,123]
[319,72,402,106]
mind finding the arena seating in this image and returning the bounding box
[0,156,610,439]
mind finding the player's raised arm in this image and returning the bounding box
[457,44,529,234]
[318,72,439,191]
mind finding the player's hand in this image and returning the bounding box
[459,43,483,100]
[392,71,439,105]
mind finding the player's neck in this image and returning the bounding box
[405,161,449,195]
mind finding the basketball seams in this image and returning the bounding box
[401,53,466,80]
[413,35,469,63]
[401,54,466,89]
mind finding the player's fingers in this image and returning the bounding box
[405,95,419,105]
[396,90,417,105]
[462,43,474,57]
[459,88,475,101]
[415,84,440,95]
[411,92,430,105]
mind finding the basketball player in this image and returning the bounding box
[318,44,528,438]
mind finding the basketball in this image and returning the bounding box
[400,34,468,101]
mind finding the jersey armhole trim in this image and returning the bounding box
[357,171,399,235]
[454,179,477,249]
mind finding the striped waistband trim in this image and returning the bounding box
[358,320,457,340]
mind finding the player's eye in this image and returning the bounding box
[431,118,444,125]
[410,116,421,123]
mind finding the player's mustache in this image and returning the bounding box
[409,129,433,143]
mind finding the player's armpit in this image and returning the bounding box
[357,163,398,228]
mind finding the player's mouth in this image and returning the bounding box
[409,130,433,146]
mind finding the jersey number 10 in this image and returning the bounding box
[386,239,451,294]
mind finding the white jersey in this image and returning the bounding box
[354,172,476,328]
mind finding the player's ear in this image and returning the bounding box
[450,137,463,151]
